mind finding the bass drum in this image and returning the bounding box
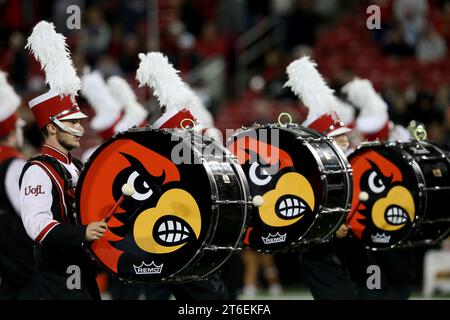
[228,123,352,252]
[76,127,251,283]
[347,140,450,250]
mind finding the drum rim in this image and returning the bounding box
[188,140,252,277]
[290,126,353,245]
[398,140,450,248]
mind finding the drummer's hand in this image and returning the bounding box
[335,224,350,239]
[85,221,108,241]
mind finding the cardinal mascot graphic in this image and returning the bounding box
[347,148,416,249]
[77,131,214,281]
[229,129,320,251]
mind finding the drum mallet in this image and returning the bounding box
[104,184,135,223]
[252,195,265,207]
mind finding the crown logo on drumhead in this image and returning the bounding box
[133,261,163,274]
[371,233,391,244]
[261,232,287,245]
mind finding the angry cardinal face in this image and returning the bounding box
[348,148,417,249]
[77,130,212,281]
[229,128,320,251]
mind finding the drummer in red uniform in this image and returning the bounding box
[284,56,358,299]
[18,21,107,300]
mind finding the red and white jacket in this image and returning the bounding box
[19,144,86,247]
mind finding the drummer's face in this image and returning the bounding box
[55,120,84,150]
[332,134,349,152]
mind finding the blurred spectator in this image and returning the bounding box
[435,83,450,112]
[427,120,447,148]
[329,66,355,98]
[195,21,227,59]
[285,0,320,48]
[116,0,147,34]
[409,91,441,127]
[393,0,428,47]
[246,0,271,28]
[382,78,410,127]
[382,24,415,57]
[96,54,123,79]
[404,74,443,127]
[217,0,246,35]
[178,0,205,37]
[270,0,293,17]
[79,5,111,65]
[2,31,27,93]
[416,24,447,63]
[118,34,140,74]
[314,0,340,20]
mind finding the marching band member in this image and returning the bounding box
[135,52,230,300]
[0,70,34,299]
[342,77,416,300]
[19,21,107,300]
[285,56,358,299]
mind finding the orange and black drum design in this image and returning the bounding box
[347,141,450,250]
[228,124,352,252]
[76,128,250,283]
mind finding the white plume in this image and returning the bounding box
[334,98,355,126]
[26,21,80,99]
[136,52,193,112]
[342,78,389,134]
[284,56,338,126]
[81,71,121,131]
[107,76,149,132]
[0,70,21,121]
[341,78,388,116]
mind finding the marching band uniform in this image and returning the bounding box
[19,144,100,299]
[18,21,103,300]
[0,70,34,299]
[285,56,358,300]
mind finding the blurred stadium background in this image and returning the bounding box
[1,0,450,299]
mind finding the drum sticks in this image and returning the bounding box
[103,184,135,223]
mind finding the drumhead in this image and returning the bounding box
[76,128,218,282]
[347,142,423,250]
[228,125,323,251]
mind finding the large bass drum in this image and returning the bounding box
[228,123,352,252]
[76,127,251,283]
[347,140,450,250]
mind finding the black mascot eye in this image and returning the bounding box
[367,170,385,194]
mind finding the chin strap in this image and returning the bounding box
[15,118,25,148]
[52,118,84,137]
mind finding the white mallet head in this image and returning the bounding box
[359,191,369,202]
[252,195,264,207]
[121,183,135,197]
